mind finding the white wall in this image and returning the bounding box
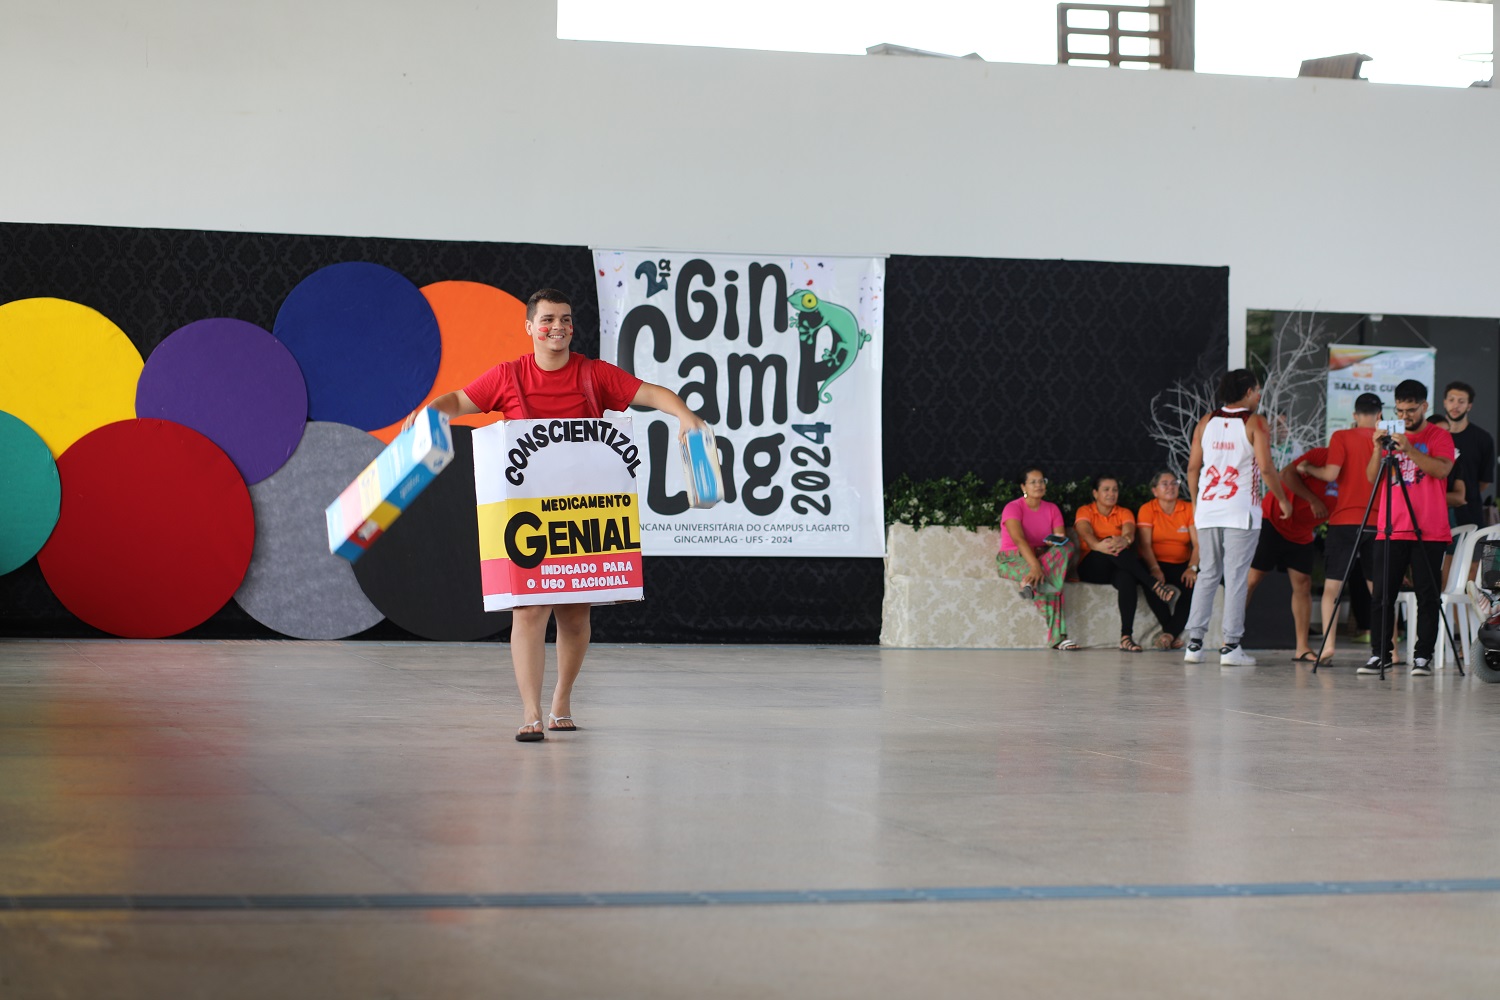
[2,1,1496,363]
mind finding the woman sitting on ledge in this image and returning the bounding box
[1136,470,1199,650]
[1074,474,1181,653]
[996,465,1079,651]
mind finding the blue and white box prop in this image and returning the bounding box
[679,425,723,509]
[325,407,454,562]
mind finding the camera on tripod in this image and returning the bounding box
[1377,419,1405,447]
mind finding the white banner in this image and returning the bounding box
[595,250,885,557]
[1327,345,1436,438]
[472,416,644,611]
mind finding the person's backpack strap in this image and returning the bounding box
[508,360,531,419]
[578,355,603,418]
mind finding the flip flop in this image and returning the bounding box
[1052,637,1081,651]
[516,721,545,743]
[1155,582,1182,617]
[547,714,578,732]
[1291,652,1317,662]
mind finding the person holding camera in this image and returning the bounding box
[1359,379,1455,677]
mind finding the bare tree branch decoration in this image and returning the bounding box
[1146,311,1332,479]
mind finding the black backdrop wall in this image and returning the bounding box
[0,224,1226,643]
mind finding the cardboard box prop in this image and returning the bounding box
[679,425,724,509]
[473,416,644,611]
[325,407,454,562]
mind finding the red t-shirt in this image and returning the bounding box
[1326,427,1377,526]
[1375,423,1455,543]
[1261,448,1330,545]
[463,354,643,419]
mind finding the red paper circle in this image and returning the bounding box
[39,419,255,638]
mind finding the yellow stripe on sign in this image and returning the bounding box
[476,493,640,561]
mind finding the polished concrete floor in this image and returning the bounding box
[2,638,1499,998]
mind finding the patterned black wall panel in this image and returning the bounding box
[882,254,1227,486]
[0,226,1225,644]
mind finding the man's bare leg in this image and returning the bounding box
[549,603,592,729]
[511,604,553,737]
[1319,579,1344,660]
[1290,568,1313,658]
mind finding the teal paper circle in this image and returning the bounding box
[0,410,62,574]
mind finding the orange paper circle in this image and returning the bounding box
[0,298,144,457]
[370,281,531,443]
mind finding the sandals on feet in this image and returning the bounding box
[1052,637,1081,651]
[547,714,577,732]
[516,721,545,743]
[1119,635,1143,653]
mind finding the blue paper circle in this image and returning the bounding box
[273,262,441,430]
[0,410,61,575]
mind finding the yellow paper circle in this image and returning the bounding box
[0,298,144,457]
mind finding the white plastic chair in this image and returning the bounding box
[1436,523,1500,669]
[1394,524,1477,668]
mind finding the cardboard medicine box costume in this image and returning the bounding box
[472,415,644,611]
[325,407,454,562]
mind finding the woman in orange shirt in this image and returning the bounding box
[1075,474,1181,652]
[1136,470,1200,649]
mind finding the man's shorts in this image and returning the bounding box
[1324,523,1375,583]
[1251,519,1315,576]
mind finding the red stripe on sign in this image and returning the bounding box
[482,553,645,601]
[480,557,517,596]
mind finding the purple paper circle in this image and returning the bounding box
[135,318,308,484]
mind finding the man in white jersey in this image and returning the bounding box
[1182,369,1292,665]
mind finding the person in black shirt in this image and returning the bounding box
[1442,381,1494,530]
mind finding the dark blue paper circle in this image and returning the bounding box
[272,262,441,430]
[135,318,308,484]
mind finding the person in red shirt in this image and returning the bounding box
[1296,393,1383,662]
[1359,379,1455,676]
[1247,448,1331,661]
[415,288,706,741]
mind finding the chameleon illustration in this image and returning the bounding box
[787,290,872,404]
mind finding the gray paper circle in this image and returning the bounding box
[234,421,386,639]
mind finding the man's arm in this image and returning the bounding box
[1249,415,1292,516]
[632,382,708,440]
[1296,459,1341,484]
[1281,463,1326,520]
[401,390,481,431]
[1392,434,1453,480]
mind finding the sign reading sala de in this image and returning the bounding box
[595,250,885,558]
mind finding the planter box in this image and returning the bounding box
[880,523,1223,649]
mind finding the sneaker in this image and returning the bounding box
[1219,645,1257,666]
[1410,658,1433,677]
[1357,656,1386,675]
[1183,640,1205,664]
[1466,581,1493,622]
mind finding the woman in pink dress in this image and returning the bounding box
[995,465,1078,650]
